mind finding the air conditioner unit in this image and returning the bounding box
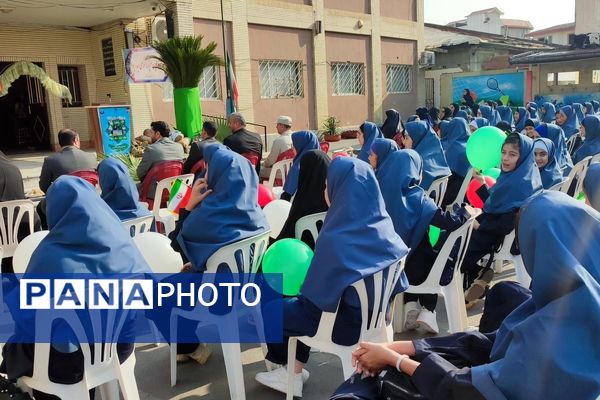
[418,51,435,67]
[151,16,169,42]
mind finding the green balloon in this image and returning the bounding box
[429,225,441,247]
[482,167,501,180]
[261,238,314,296]
[577,192,586,202]
[466,126,506,170]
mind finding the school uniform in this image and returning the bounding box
[439,118,471,208]
[357,122,384,163]
[404,121,451,191]
[572,115,600,164]
[535,123,573,175]
[533,138,564,189]
[583,163,600,211]
[281,131,321,201]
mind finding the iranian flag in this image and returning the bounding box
[167,178,191,214]
[226,52,238,116]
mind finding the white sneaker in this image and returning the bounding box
[255,366,306,397]
[403,301,420,331]
[416,309,439,334]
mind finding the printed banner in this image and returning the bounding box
[452,71,526,107]
[123,47,168,84]
[98,106,132,156]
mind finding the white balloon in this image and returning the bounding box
[133,232,183,273]
[263,199,292,238]
[13,231,50,274]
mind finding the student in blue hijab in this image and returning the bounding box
[441,118,471,207]
[536,123,573,174]
[454,109,470,121]
[513,107,529,133]
[405,115,419,123]
[462,133,542,302]
[438,120,450,143]
[591,100,600,114]
[377,150,472,333]
[357,121,384,163]
[583,162,600,211]
[281,131,321,201]
[533,138,564,189]
[469,117,489,133]
[573,115,600,164]
[256,157,408,397]
[479,105,499,126]
[496,105,513,126]
[369,138,398,172]
[1,176,150,399]
[403,120,451,190]
[584,101,595,116]
[98,157,152,221]
[572,102,585,122]
[556,105,580,138]
[332,191,600,400]
[380,109,402,139]
[540,102,556,123]
[526,102,538,119]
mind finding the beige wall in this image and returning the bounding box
[248,24,316,131]
[278,0,312,4]
[380,0,415,21]
[539,59,600,96]
[324,0,369,15]
[380,37,417,118]
[325,32,372,125]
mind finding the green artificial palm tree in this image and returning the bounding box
[152,36,223,137]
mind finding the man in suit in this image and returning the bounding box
[223,112,263,175]
[183,120,219,176]
[136,121,185,199]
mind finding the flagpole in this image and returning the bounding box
[220,0,231,116]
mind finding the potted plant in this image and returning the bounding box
[322,116,342,142]
[152,36,223,138]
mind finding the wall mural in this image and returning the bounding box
[452,71,526,107]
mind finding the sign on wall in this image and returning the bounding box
[452,71,526,107]
[98,106,132,156]
[123,47,168,84]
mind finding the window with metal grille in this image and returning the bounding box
[331,62,364,95]
[259,60,303,98]
[386,64,412,93]
[161,66,221,101]
[58,66,83,107]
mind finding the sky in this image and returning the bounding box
[424,0,576,31]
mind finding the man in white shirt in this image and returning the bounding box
[260,115,294,179]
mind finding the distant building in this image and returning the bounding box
[528,23,576,45]
[447,7,533,39]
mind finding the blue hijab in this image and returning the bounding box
[479,105,499,126]
[584,102,595,116]
[28,176,150,274]
[496,106,513,126]
[573,115,600,164]
[559,105,580,138]
[300,157,409,312]
[442,118,471,177]
[583,163,600,211]
[177,146,269,271]
[483,134,543,214]
[514,107,529,133]
[405,120,451,190]
[406,115,419,123]
[472,191,600,400]
[527,103,538,119]
[282,131,320,195]
[439,120,450,144]
[473,117,490,128]
[380,109,401,139]
[455,110,469,121]
[370,138,399,173]
[591,100,600,113]
[534,138,563,189]
[358,122,383,163]
[376,150,438,251]
[538,123,573,174]
[98,158,151,221]
[541,102,556,123]
[573,102,585,122]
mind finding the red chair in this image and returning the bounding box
[138,160,184,210]
[190,160,206,176]
[69,170,99,187]
[276,148,296,162]
[241,152,260,167]
[319,142,330,153]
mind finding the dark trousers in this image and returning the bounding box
[441,173,465,208]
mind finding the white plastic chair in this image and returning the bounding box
[393,216,476,334]
[169,231,271,400]
[264,159,293,199]
[294,212,327,244]
[122,215,154,237]
[0,199,35,259]
[445,169,473,212]
[152,174,195,236]
[561,156,592,197]
[566,134,579,155]
[549,178,568,191]
[489,230,531,288]
[285,259,406,399]
[12,231,50,274]
[426,175,450,207]
[19,309,140,400]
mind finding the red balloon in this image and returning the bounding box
[258,184,276,208]
[466,177,496,209]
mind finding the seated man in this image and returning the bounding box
[223,112,263,175]
[183,121,219,175]
[259,115,293,180]
[136,121,185,199]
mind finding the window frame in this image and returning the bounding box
[386,64,413,94]
[258,59,304,99]
[331,62,365,96]
[58,65,84,108]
